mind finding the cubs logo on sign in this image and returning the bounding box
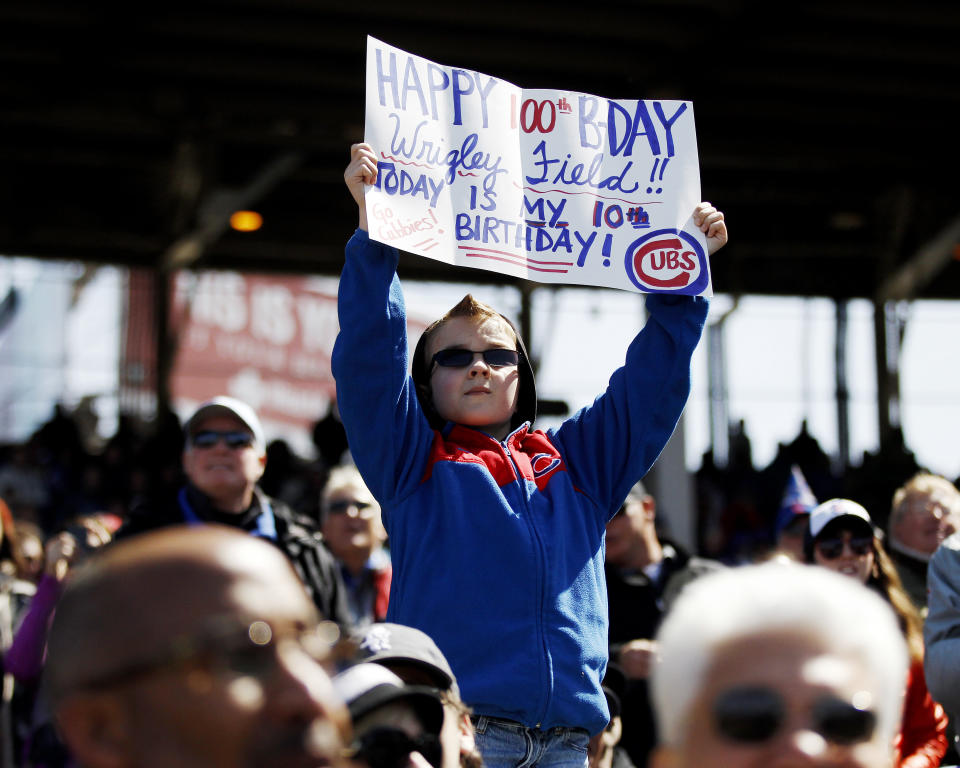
[624,229,709,295]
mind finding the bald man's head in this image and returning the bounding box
[47,525,349,768]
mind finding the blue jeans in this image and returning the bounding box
[472,716,589,768]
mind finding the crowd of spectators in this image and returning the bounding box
[1,394,959,768]
[0,147,958,768]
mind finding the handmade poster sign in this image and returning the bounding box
[364,36,710,296]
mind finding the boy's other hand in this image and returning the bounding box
[345,143,378,231]
[693,201,727,255]
[618,638,658,679]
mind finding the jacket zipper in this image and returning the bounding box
[502,433,552,727]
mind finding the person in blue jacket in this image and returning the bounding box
[333,142,727,768]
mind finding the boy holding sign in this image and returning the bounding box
[334,142,726,768]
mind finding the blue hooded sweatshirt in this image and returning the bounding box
[332,229,708,735]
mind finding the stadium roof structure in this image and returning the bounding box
[2,0,959,301]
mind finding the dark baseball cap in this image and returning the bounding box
[353,623,459,698]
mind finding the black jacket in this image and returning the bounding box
[118,484,351,627]
[605,541,723,767]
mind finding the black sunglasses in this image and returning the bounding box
[191,430,255,450]
[713,686,876,745]
[354,727,442,768]
[431,347,519,369]
[815,535,873,560]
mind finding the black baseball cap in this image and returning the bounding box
[353,623,459,698]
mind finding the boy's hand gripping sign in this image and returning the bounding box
[364,37,711,296]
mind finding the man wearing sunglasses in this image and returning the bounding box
[46,525,351,768]
[649,561,908,768]
[119,396,350,627]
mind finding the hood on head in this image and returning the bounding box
[411,310,537,432]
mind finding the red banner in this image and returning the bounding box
[170,270,427,454]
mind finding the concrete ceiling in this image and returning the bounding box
[3,0,959,299]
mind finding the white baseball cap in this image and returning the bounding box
[185,396,265,452]
[809,498,873,539]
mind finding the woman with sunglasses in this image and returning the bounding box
[804,499,948,768]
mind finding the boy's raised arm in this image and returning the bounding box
[333,143,437,507]
[551,201,726,518]
[344,142,378,232]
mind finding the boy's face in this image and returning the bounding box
[427,315,520,440]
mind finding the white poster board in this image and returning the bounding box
[364,36,711,296]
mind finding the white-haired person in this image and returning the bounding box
[804,499,947,768]
[649,560,909,768]
[889,472,960,610]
